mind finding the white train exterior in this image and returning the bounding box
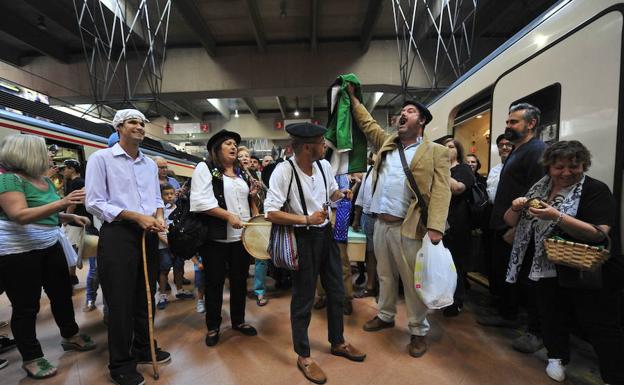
[426,0,624,246]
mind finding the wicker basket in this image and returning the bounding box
[544,238,610,271]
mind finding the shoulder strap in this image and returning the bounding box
[287,159,308,215]
[315,160,328,202]
[397,141,428,226]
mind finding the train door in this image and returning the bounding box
[490,6,623,248]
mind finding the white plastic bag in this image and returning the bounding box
[413,234,457,309]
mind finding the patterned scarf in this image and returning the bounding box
[506,175,584,283]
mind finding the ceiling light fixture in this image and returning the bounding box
[294,96,300,117]
[36,16,47,31]
[279,0,287,18]
[234,109,240,118]
[476,114,483,119]
[173,113,180,121]
[294,110,300,117]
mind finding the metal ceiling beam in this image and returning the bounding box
[0,3,69,63]
[22,0,93,48]
[242,97,259,118]
[206,98,231,119]
[310,96,315,118]
[175,0,217,56]
[244,0,267,53]
[310,0,319,52]
[276,96,287,119]
[366,92,384,112]
[170,100,204,121]
[360,0,384,53]
[0,46,22,67]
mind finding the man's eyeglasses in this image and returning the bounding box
[497,143,513,149]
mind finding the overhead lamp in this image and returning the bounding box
[37,16,47,31]
[280,0,287,18]
[294,96,300,117]
[476,114,483,119]
[294,110,300,117]
[234,109,240,118]
[173,113,180,121]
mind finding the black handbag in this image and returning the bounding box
[167,194,209,260]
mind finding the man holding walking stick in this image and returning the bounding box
[86,109,171,385]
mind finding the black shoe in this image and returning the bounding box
[232,323,257,336]
[181,277,191,285]
[136,348,171,364]
[0,336,17,353]
[111,371,145,385]
[0,358,8,370]
[343,299,353,316]
[205,330,220,346]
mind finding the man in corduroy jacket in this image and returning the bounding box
[347,85,451,358]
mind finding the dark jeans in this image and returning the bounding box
[0,242,78,361]
[537,278,624,384]
[200,240,249,331]
[291,225,345,357]
[98,222,159,376]
[444,227,471,306]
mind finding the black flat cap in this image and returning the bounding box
[286,122,327,138]
[402,100,433,126]
[206,129,241,152]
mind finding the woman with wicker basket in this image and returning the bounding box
[503,140,623,384]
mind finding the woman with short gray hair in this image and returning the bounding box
[0,134,95,379]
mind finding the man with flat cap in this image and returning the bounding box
[86,109,170,385]
[347,85,451,358]
[265,122,366,384]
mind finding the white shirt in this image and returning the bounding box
[487,163,504,203]
[86,143,164,223]
[190,162,251,242]
[369,141,420,218]
[354,166,374,214]
[264,158,339,227]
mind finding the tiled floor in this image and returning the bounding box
[0,265,604,385]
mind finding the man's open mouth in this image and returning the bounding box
[399,116,407,125]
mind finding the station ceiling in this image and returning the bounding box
[0,0,558,122]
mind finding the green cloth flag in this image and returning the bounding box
[325,73,368,175]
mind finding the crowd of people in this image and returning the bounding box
[0,85,623,385]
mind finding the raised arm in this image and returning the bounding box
[347,84,390,151]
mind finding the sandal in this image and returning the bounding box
[232,323,257,336]
[61,334,96,352]
[22,357,57,379]
[256,295,268,307]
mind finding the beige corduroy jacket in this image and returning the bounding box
[352,103,451,240]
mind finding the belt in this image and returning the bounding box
[376,213,403,223]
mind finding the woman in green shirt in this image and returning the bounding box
[0,134,96,379]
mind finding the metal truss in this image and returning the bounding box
[391,0,478,101]
[73,0,172,111]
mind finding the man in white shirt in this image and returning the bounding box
[86,109,170,385]
[265,123,366,384]
[486,134,513,203]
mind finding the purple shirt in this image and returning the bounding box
[85,143,164,223]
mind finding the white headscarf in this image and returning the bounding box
[112,109,149,129]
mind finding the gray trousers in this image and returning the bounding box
[374,219,429,336]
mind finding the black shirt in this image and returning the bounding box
[448,163,474,232]
[490,137,547,229]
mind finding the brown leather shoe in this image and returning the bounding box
[363,316,395,332]
[297,359,327,384]
[408,335,428,357]
[331,343,366,362]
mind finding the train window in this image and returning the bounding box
[510,83,561,145]
[453,109,491,176]
[45,139,86,194]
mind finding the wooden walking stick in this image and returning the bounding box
[141,231,159,380]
